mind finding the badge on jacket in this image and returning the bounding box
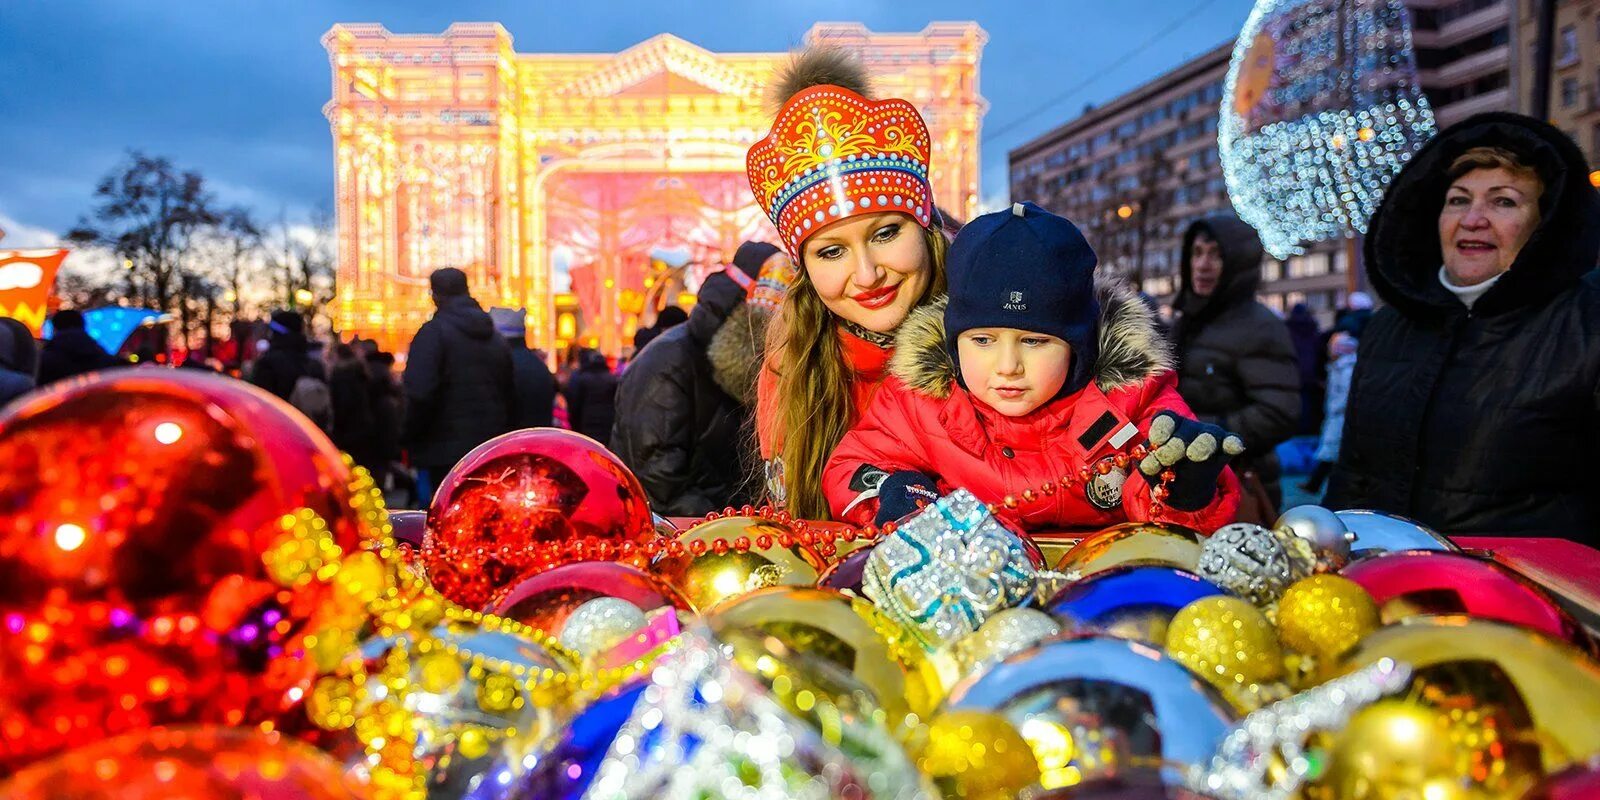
[763,457,787,506]
[1085,455,1128,510]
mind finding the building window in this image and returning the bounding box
[1563,77,1580,108]
[1560,25,1579,67]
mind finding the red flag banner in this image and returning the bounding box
[0,249,67,334]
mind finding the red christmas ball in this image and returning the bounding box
[0,725,369,800]
[423,429,653,609]
[1342,550,1586,646]
[0,371,380,772]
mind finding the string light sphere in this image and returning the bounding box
[1220,0,1437,258]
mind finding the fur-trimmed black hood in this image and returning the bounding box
[706,302,772,405]
[890,275,1173,398]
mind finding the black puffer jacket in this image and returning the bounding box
[508,341,556,430]
[611,273,764,515]
[1327,113,1600,541]
[563,352,618,447]
[1172,215,1301,503]
[249,332,318,401]
[402,294,515,469]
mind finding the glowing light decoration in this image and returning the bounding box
[324,23,986,356]
[1219,0,1436,258]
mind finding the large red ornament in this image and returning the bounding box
[423,429,653,609]
[1341,550,1586,646]
[0,725,370,799]
[1525,758,1600,799]
[0,371,378,772]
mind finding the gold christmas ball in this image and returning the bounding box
[915,710,1041,800]
[1276,574,1380,662]
[651,516,825,612]
[1056,521,1203,578]
[1166,596,1284,709]
[1307,700,1485,800]
[1329,617,1600,776]
[706,586,943,726]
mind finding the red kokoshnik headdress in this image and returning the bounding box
[747,83,935,257]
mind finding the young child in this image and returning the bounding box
[824,202,1242,533]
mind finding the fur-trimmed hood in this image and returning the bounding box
[890,275,1172,398]
[706,302,772,405]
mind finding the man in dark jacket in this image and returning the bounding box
[248,310,319,401]
[38,309,120,385]
[563,349,618,447]
[491,307,556,429]
[611,241,784,515]
[403,268,515,502]
[1327,113,1600,541]
[1172,215,1300,516]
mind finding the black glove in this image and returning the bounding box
[875,470,941,527]
[1137,411,1244,511]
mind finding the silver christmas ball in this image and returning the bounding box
[558,596,648,660]
[1274,505,1355,570]
[1196,523,1315,608]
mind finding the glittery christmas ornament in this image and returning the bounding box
[1328,617,1600,775]
[423,429,654,609]
[0,725,371,800]
[0,370,384,772]
[1056,521,1204,579]
[1272,505,1354,571]
[505,631,930,799]
[650,515,825,612]
[489,561,690,643]
[1186,659,1413,800]
[940,608,1063,686]
[817,546,872,596]
[557,598,648,660]
[1274,575,1379,667]
[862,489,1037,649]
[945,635,1236,791]
[1341,550,1585,646]
[1045,566,1226,645]
[1304,698,1534,800]
[913,710,1041,800]
[1165,596,1288,712]
[1196,523,1315,608]
[705,586,943,726]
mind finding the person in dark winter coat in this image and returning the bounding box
[248,310,319,401]
[328,343,378,468]
[366,351,404,486]
[1172,215,1301,517]
[403,268,515,499]
[1285,303,1325,435]
[631,305,688,353]
[611,241,787,515]
[491,307,557,430]
[563,349,618,447]
[1326,112,1600,541]
[0,317,37,405]
[37,309,120,386]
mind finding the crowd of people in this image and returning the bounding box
[4,56,1598,544]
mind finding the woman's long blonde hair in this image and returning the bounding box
[765,226,949,519]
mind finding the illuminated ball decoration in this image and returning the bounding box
[1220,0,1437,257]
[0,371,383,772]
[423,429,655,609]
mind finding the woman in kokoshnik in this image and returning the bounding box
[747,47,951,520]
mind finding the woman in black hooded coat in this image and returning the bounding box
[1326,112,1600,542]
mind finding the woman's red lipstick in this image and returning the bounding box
[852,283,900,310]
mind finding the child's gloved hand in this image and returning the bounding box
[875,470,941,527]
[1137,411,1244,511]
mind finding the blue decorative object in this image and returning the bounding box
[946,635,1235,787]
[42,307,164,354]
[1336,509,1457,557]
[1045,566,1226,643]
[862,488,1037,649]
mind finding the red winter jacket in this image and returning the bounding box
[824,283,1240,534]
